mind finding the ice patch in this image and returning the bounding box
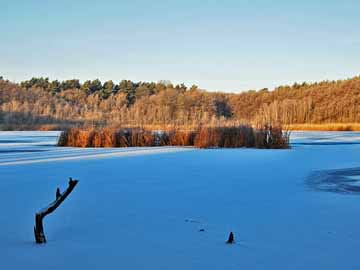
[307,168,360,194]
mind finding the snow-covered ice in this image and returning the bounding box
[1,131,360,269]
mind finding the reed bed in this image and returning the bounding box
[58,125,290,149]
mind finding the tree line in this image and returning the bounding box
[0,75,359,130]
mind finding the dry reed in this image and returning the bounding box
[58,125,290,149]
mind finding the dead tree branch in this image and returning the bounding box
[34,177,79,244]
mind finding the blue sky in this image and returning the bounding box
[1,0,359,92]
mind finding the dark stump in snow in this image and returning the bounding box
[226,232,234,244]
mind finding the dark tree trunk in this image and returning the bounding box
[34,178,79,244]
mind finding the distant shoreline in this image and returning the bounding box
[285,123,360,132]
[1,123,360,132]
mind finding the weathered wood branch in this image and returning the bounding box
[34,177,79,244]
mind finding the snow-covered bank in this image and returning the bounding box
[290,131,360,145]
[0,147,192,166]
[0,131,360,269]
[0,131,193,166]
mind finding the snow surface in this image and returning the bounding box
[1,131,360,269]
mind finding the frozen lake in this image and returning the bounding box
[1,131,360,269]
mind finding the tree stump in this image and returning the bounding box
[34,177,79,244]
[226,232,234,244]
